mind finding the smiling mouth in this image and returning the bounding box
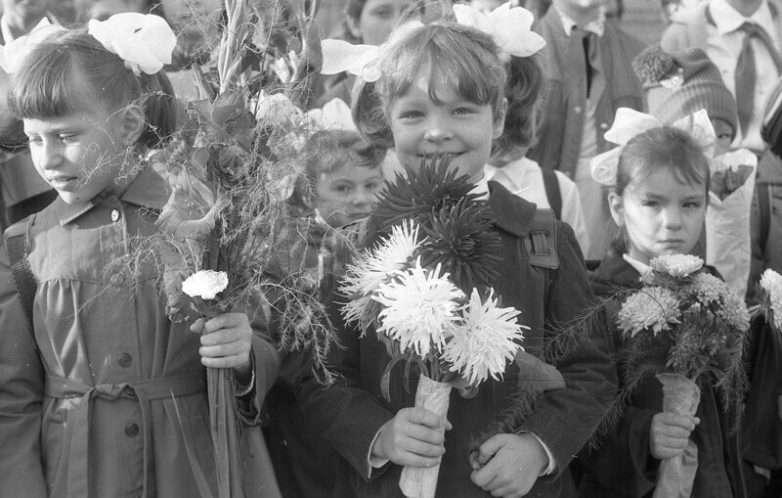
[416,152,464,160]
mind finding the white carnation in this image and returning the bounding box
[181,270,229,300]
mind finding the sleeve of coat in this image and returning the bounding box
[518,223,618,475]
[233,290,281,426]
[0,245,47,498]
[296,295,395,481]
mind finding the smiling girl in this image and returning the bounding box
[300,8,616,498]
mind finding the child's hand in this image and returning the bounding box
[649,412,699,459]
[190,313,253,373]
[371,407,451,468]
[470,433,548,498]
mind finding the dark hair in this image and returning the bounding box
[616,126,710,196]
[353,22,506,146]
[495,54,545,153]
[611,126,710,252]
[304,129,386,179]
[8,28,176,149]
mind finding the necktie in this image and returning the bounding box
[734,22,782,135]
[570,27,595,99]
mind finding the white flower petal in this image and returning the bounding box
[181,270,229,300]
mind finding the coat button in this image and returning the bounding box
[600,122,609,129]
[125,422,140,437]
[574,106,582,114]
[118,352,133,368]
[111,209,120,222]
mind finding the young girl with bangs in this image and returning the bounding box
[579,122,745,497]
[0,16,280,497]
[300,10,616,498]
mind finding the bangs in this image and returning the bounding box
[9,45,96,120]
[379,24,505,111]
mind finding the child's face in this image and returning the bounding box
[348,0,414,46]
[24,102,133,205]
[609,167,707,265]
[388,73,506,181]
[315,165,384,227]
[712,118,734,156]
[1,0,49,23]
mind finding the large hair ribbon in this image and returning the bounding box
[590,108,716,187]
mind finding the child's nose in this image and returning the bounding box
[662,207,683,229]
[351,188,372,207]
[38,143,63,170]
[424,117,453,143]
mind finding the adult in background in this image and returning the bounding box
[661,0,782,157]
[529,0,645,261]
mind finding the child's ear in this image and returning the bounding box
[607,191,625,226]
[346,16,362,40]
[118,104,145,146]
[492,97,508,140]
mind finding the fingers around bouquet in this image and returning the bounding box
[191,312,253,371]
[649,412,700,459]
[372,407,452,468]
[470,433,547,498]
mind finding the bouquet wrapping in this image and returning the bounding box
[652,373,700,498]
[705,149,756,298]
[398,374,453,498]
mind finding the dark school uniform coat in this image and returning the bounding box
[0,167,281,498]
[576,251,745,498]
[299,182,617,498]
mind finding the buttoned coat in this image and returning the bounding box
[0,167,281,498]
[299,182,617,498]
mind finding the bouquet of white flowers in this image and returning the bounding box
[616,254,749,498]
[339,157,528,498]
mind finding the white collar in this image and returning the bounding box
[709,0,776,38]
[622,253,651,275]
[557,6,606,38]
[0,15,16,43]
[469,173,491,200]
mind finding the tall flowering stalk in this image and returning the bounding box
[614,254,749,498]
[113,2,338,496]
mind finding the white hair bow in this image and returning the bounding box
[590,108,716,186]
[88,13,176,76]
[305,98,358,132]
[452,3,546,61]
[0,18,66,74]
[320,20,424,83]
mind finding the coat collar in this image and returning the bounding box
[56,166,168,225]
[487,180,538,237]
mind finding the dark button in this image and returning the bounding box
[125,422,140,437]
[117,352,132,368]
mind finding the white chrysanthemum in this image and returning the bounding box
[340,221,421,300]
[617,286,681,337]
[690,272,728,305]
[181,270,228,300]
[443,289,525,386]
[761,269,782,330]
[650,254,704,277]
[374,262,464,357]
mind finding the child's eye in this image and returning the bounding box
[334,184,352,194]
[683,201,702,209]
[398,110,424,120]
[640,199,659,208]
[58,133,79,144]
[453,107,475,115]
[370,6,393,19]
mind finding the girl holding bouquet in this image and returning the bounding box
[299,5,616,498]
[578,110,747,497]
[0,15,280,497]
